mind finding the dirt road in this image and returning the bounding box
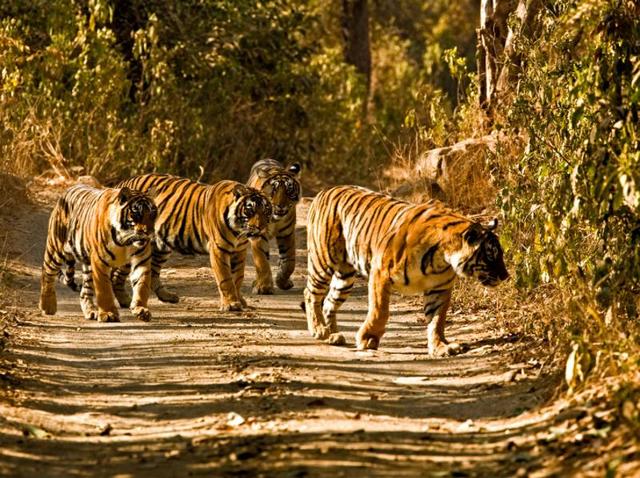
[0,192,573,477]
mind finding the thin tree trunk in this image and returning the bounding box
[342,0,372,118]
[495,0,541,96]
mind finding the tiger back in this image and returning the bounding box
[39,184,157,323]
[303,185,509,355]
[113,174,272,311]
[246,159,301,294]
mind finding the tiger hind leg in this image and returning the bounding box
[58,257,79,292]
[40,268,58,316]
[151,247,179,303]
[79,263,99,321]
[321,269,356,346]
[111,264,132,308]
[232,249,248,307]
[39,238,66,315]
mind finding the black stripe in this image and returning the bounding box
[421,245,439,275]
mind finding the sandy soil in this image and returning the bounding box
[0,183,632,477]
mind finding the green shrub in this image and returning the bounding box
[499,0,640,331]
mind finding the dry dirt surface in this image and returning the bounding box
[0,181,624,477]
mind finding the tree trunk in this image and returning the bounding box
[477,0,541,117]
[495,0,541,96]
[342,0,372,118]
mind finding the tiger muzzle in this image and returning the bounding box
[126,232,152,247]
[480,269,509,287]
[272,206,289,219]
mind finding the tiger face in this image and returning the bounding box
[229,185,272,238]
[449,219,509,287]
[260,164,301,220]
[111,188,157,248]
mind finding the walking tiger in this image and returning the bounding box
[246,159,301,294]
[39,185,157,322]
[303,185,509,355]
[112,174,272,311]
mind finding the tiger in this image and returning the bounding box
[246,159,301,294]
[39,185,157,323]
[111,174,272,311]
[303,185,509,356]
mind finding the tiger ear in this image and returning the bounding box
[288,162,301,175]
[233,184,248,199]
[118,187,134,204]
[463,223,484,245]
[257,168,271,179]
[145,186,159,201]
[484,218,498,231]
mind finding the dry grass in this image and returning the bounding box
[0,106,71,179]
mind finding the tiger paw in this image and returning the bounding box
[115,290,132,308]
[430,341,462,357]
[39,293,57,315]
[252,281,274,295]
[275,275,294,290]
[97,311,120,323]
[131,306,151,322]
[156,287,179,304]
[220,301,243,312]
[81,303,98,321]
[84,310,98,321]
[312,325,331,340]
[356,333,380,350]
[328,333,346,346]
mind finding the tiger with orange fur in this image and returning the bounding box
[112,174,272,311]
[246,159,301,294]
[39,185,157,323]
[304,185,509,355]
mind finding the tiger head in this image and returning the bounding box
[446,219,509,287]
[257,163,301,220]
[228,185,273,238]
[111,187,158,248]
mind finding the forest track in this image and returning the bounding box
[0,187,572,477]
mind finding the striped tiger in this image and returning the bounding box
[112,174,272,311]
[304,185,509,355]
[39,185,157,323]
[246,159,301,294]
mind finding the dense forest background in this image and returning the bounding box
[1,0,640,430]
[0,0,478,184]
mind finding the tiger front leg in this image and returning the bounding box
[424,288,461,357]
[209,246,244,312]
[111,264,132,308]
[303,268,333,340]
[90,259,120,323]
[356,271,391,350]
[275,232,295,290]
[250,236,274,295]
[128,248,153,322]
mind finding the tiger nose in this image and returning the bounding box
[135,225,149,235]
